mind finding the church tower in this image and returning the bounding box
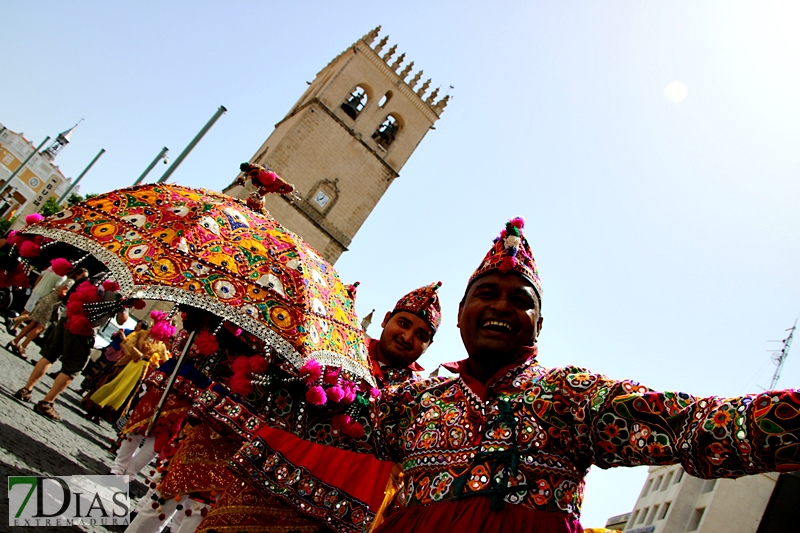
[226,27,449,263]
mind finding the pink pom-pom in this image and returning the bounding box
[25,213,45,225]
[194,330,219,356]
[50,258,73,277]
[323,367,340,385]
[150,319,176,342]
[299,359,322,384]
[508,216,525,229]
[305,386,327,406]
[370,388,381,400]
[346,421,365,439]
[248,355,268,374]
[342,384,357,404]
[232,356,251,374]
[66,315,94,336]
[151,310,168,322]
[18,240,41,258]
[228,372,254,396]
[12,270,30,288]
[327,386,345,402]
[498,256,517,273]
[332,414,352,432]
[102,280,120,291]
[66,300,84,317]
[131,299,146,310]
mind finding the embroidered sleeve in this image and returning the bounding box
[550,367,800,478]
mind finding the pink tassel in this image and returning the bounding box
[232,356,251,374]
[194,330,219,356]
[150,319,176,342]
[248,355,268,374]
[327,386,345,402]
[299,359,322,384]
[498,256,517,273]
[305,386,327,406]
[102,280,120,291]
[18,240,41,258]
[346,421,365,439]
[508,216,525,229]
[370,388,381,400]
[229,372,254,396]
[50,258,73,276]
[332,414,352,432]
[342,383,357,404]
[25,213,45,225]
[323,367,340,385]
[66,315,93,336]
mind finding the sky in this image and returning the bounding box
[2,1,800,528]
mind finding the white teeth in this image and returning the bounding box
[484,320,512,331]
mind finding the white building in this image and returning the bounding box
[623,464,777,533]
[0,122,74,220]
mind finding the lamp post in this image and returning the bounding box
[133,146,169,186]
[157,105,227,184]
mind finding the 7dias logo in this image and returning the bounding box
[8,475,130,527]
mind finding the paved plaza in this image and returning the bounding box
[0,326,148,533]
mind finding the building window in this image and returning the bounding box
[372,114,400,149]
[638,508,649,524]
[658,502,671,520]
[700,479,716,493]
[378,91,393,108]
[641,478,653,496]
[686,508,705,531]
[341,86,368,119]
[674,468,684,484]
[645,505,659,526]
[652,475,663,492]
[662,472,673,489]
[629,510,639,526]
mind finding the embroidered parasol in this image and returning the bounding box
[21,183,374,386]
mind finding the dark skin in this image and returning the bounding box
[457,272,543,384]
[375,310,434,368]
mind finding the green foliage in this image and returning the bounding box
[84,193,98,200]
[39,197,62,217]
[66,193,83,206]
[0,216,17,236]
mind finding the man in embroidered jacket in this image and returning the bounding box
[240,217,800,533]
[197,282,443,533]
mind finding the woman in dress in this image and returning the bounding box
[6,267,88,360]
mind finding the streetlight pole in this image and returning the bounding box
[0,136,51,197]
[56,148,106,204]
[133,146,169,186]
[157,105,227,184]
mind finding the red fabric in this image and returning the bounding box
[258,426,395,512]
[375,498,583,533]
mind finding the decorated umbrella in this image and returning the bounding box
[13,179,375,388]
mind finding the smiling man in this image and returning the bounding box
[249,218,800,533]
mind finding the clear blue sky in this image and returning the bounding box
[3,1,799,528]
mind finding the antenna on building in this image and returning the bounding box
[768,319,797,389]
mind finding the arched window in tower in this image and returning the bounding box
[372,114,401,150]
[378,91,393,108]
[341,86,368,119]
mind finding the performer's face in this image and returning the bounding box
[458,273,542,362]
[378,311,433,367]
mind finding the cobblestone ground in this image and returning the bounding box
[0,325,149,533]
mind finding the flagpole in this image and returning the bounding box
[157,106,227,184]
[144,330,196,437]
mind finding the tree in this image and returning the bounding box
[66,193,83,206]
[39,196,62,217]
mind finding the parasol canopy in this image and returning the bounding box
[22,183,374,386]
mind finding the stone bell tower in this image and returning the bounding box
[225,26,449,263]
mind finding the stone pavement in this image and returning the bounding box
[0,325,148,533]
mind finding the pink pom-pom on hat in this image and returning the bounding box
[51,258,73,277]
[467,217,542,306]
[25,213,45,225]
